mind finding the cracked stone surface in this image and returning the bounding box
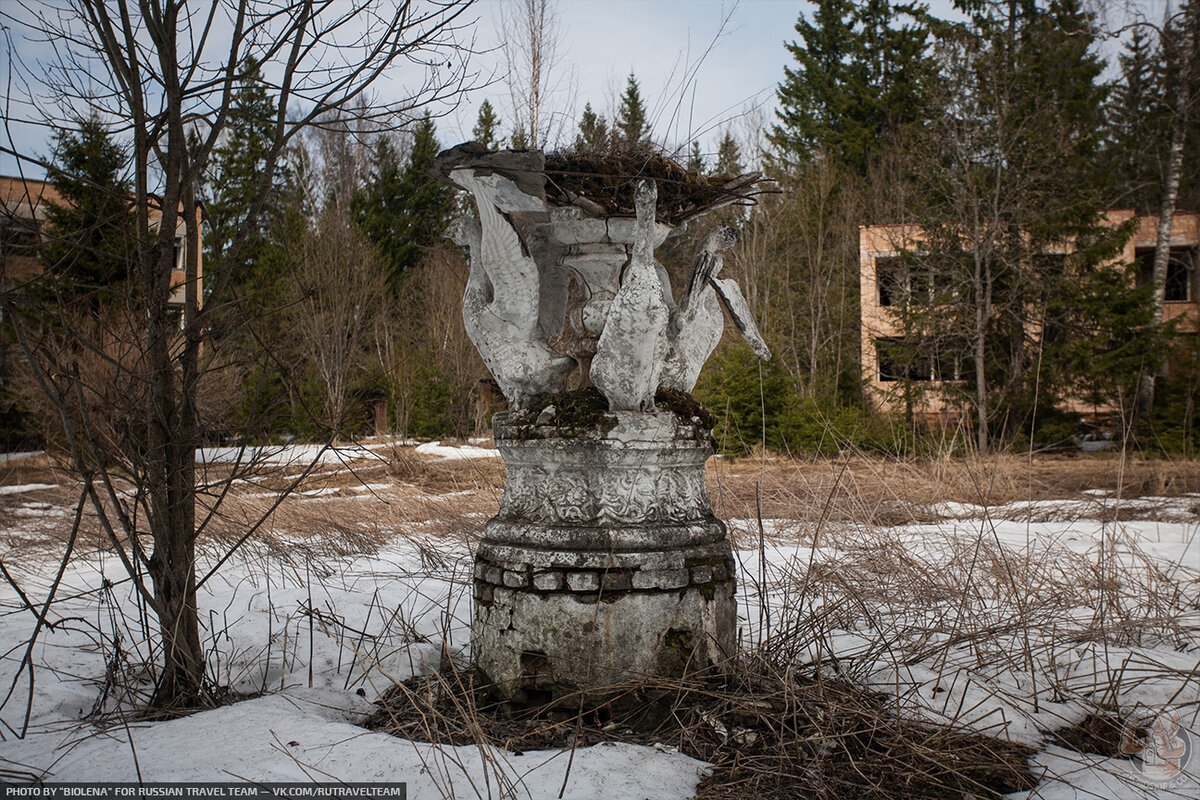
[590,180,670,411]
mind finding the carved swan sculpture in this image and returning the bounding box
[589,179,671,411]
[661,225,771,393]
[447,168,575,409]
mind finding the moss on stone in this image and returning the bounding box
[654,387,717,430]
[504,387,617,439]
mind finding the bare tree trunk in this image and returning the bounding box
[502,0,563,148]
[8,0,475,712]
[972,197,990,454]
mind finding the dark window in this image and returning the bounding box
[877,257,903,307]
[877,254,960,307]
[877,337,929,382]
[1137,246,1195,302]
[932,349,960,381]
[1,218,41,260]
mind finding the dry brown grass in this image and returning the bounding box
[2,447,1195,563]
[707,452,1200,534]
[0,443,505,565]
[364,656,1038,800]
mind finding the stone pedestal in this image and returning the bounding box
[472,409,737,705]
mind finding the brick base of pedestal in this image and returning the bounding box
[472,539,736,705]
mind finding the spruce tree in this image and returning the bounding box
[685,141,704,173]
[204,56,284,288]
[40,112,136,304]
[473,100,501,150]
[1106,27,1165,213]
[352,113,452,285]
[575,103,609,151]
[616,73,650,144]
[771,0,935,174]
[509,126,529,150]
[714,131,743,175]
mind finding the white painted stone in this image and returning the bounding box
[472,568,736,699]
[547,217,608,245]
[632,569,691,590]
[434,147,776,706]
[590,180,670,411]
[448,168,574,409]
[533,571,562,591]
[565,571,600,592]
[605,217,672,247]
[443,147,770,410]
[662,226,770,392]
[713,277,771,361]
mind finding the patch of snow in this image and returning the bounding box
[414,441,499,460]
[0,483,58,496]
[298,487,342,497]
[353,483,393,493]
[197,444,385,467]
[1008,745,1197,799]
[3,495,1197,798]
[0,541,706,797]
[0,688,706,797]
[0,450,44,463]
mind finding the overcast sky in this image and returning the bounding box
[435,0,804,159]
[0,0,1172,178]
[438,0,1170,158]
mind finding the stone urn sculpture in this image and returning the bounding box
[434,143,770,706]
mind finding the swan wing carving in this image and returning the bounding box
[447,168,575,409]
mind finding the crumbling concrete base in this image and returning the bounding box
[471,409,737,705]
[473,538,736,705]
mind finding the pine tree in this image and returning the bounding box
[770,0,935,174]
[473,100,501,150]
[615,73,650,144]
[352,113,453,285]
[685,141,704,173]
[40,112,136,304]
[575,103,609,151]
[1106,27,1164,213]
[509,126,529,150]
[714,131,743,175]
[203,56,285,288]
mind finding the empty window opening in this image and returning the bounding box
[1137,246,1195,303]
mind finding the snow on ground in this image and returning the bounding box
[0,484,58,496]
[0,539,703,797]
[195,439,496,467]
[1,686,704,798]
[0,451,45,464]
[197,443,387,467]
[1,490,1197,797]
[726,510,1200,797]
[414,442,499,461]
